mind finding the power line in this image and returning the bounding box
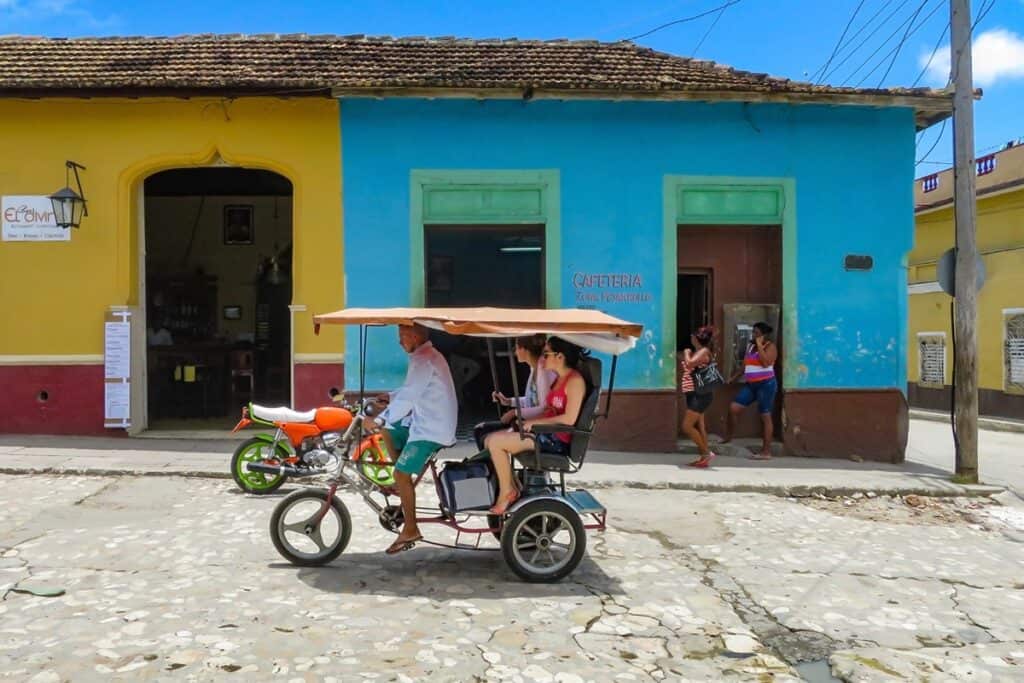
[916,118,947,166]
[912,20,950,87]
[944,0,997,88]
[624,0,742,42]
[852,0,944,87]
[876,0,928,86]
[975,0,996,27]
[841,0,936,85]
[911,0,995,89]
[822,0,915,83]
[814,0,910,83]
[819,0,915,83]
[814,0,868,84]
[692,4,730,57]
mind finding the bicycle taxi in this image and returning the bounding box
[263,306,642,582]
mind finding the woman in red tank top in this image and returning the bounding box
[485,337,588,515]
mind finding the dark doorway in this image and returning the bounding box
[144,168,293,430]
[424,225,545,429]
[677,226,783,441]
[676,271,712,353]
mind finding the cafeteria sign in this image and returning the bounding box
[2,195,69,241]
[572,271,653,305]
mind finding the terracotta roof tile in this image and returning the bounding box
[0,34,952,120]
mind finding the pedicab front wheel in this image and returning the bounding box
[501,499,586,583]
[270,488,352,567]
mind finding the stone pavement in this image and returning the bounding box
[2,474,1023,681]
[0,419,1009,499]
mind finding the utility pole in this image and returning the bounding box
[950,0,979,482]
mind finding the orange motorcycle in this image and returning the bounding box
[229,393,395,494]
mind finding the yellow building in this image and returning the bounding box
[908,141,1024,419]
[0,95,345,434]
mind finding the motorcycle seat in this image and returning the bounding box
[251,404,317,424]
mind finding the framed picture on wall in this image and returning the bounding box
[223,205,254,245]
[427,255,453,291]
[223,305,242,320]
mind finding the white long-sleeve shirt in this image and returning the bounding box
[509,360,558,419]
[378,341,457,446]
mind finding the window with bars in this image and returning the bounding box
[1005,312,1024,393]
[918,333,946,387]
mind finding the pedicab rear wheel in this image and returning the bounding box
[270,488,352,567]
[501,499,586,583]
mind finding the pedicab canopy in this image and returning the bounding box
[313,307,643,355]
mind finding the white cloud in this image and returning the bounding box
[0,0,118,31]
[919,28,1024,87]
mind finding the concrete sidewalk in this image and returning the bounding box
[910,407,1024,434]
[0,431,1002,498]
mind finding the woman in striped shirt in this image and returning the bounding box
[723,322,778,460]
[680,325,717,468]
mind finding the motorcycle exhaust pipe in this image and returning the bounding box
[245,463,328,477]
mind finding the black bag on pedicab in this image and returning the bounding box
[438,459,497,515]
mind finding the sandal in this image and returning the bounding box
[692,453,716,469]
[748,452,773,460]
[489,490,520,515]
[385,534,423,555]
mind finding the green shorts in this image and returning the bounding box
[386,423,443,475]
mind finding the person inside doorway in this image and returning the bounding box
[146,315,174,347]
[723,322,778,459]
[680,325,717,468]
[472,334,556,450]
[485,337,588,515]
[365,324,457,554]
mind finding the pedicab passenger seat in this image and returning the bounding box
[513,356,602,473]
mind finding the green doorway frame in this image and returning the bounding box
[662,175,798,387]
[409,170,561,308]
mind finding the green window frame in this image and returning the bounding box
[662,175,798,387]
[409,170,561,307]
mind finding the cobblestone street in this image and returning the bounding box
[2,474,1022,681]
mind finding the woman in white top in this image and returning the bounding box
[473,334,557,450]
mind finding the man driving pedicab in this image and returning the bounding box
[365,323,457,555]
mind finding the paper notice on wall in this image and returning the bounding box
[104,382,130,421]
[2,195,69,241]
[104,322,131,379]
[104,310,132,428]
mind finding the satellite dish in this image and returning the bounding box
[937,248,985,297]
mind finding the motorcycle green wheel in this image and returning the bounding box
[231,437,290,494]
[358,444,396,488]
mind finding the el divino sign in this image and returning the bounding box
[2,195,69,242]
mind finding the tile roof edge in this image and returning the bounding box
[0,34,955,100]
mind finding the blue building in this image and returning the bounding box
[336,38,951,460]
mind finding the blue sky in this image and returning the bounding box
[2,0,1021,176]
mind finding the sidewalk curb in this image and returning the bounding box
[0,466,1003,499]
[580,480,1004,498]
[911,409,1024,434]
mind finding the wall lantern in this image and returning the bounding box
[48,160,88,229]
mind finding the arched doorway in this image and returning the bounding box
[142,167,293,431]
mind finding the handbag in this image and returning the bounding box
[693,360,724,395]
[438,460,497,515]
